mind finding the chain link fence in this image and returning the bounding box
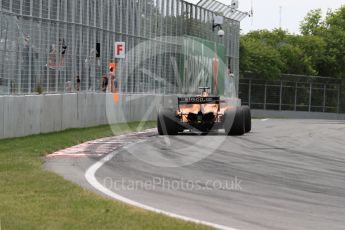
[0,0,244,95]
[239,74,342,114]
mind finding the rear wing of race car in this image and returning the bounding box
[178,96,220,112]
[178,97,220,105]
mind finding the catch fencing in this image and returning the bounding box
[239,74,342,113]
[0,0,245,95]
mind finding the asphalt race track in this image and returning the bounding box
[45,119,345,230]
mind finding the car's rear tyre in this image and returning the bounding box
[242,106,252,133]
[224,107,245,136]
[157,108,178,135]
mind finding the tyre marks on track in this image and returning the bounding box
[47,129,157,158]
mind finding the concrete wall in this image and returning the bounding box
[1,94,344,140]
[0,96,4,138]
[0,93,184,140]
[252,110,345,120]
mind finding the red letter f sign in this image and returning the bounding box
[115,42,126,59]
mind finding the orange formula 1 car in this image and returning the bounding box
[157,87,251,136]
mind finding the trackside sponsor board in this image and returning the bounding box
[182,36,226,96]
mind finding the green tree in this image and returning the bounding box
[244,29,289,48]
[278,43,317,76]
[288,35,327,76]
[240,6,345,79]
[240,37,283,80]
[322,7,345,78]
[298,6,345,78]
[240,29,318,78]
[300,9,323,36]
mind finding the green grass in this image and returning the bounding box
[0,122,212,230]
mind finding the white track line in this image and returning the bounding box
[85,150,241,230]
